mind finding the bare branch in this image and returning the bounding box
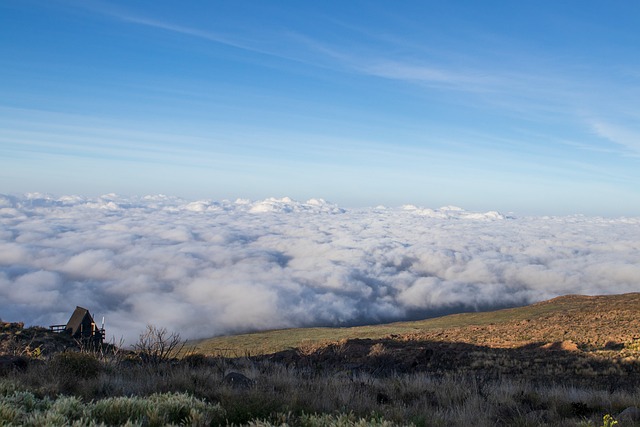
[133,324,185,366]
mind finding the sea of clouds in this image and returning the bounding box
[1,193,639,344]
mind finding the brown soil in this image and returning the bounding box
[260,293,640,388]
[402,293,640,350]
[3,293,640,389]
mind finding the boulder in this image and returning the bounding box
[222,372,254,389]
[618,406,640,422]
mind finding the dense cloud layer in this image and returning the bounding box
[1,193,639,344]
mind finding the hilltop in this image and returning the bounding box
[191,292,640,355]
[0,321,78,357]
[190,293,640,388]
[2,293,640,426]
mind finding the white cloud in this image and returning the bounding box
[0,194,639,344]
[591,120,640,155]
[361,61,496,92]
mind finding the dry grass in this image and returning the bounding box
[1,355,640,426]
[190,293,640,357]
[3,293,640,425]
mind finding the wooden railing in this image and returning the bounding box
[49,324,105,343]
[50,324,66,333]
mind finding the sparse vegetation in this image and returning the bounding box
[0,390,225,426]
[2,358,640,426]
[190,293,640,356]
[1,294,640,426]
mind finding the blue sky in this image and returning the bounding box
[1,1,639,215]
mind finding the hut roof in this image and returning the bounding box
[65,306,94,336]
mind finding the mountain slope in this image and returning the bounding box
[189,293,640,356]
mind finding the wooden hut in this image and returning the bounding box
[51,306,104,344]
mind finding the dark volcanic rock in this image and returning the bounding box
[222,372,254,389]
[618,406,640,422]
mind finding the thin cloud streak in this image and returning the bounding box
[359,61,494,89]
[285,29,601,126]
[110,11,325,68]
[71,1,246,52]
[91,5,637,144]
[102,7,549,98]
[120,16,251,51]
[590,120,640,156]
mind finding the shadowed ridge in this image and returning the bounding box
[189,292,640,357]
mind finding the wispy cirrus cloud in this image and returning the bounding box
[119,15,255,52]
[359,60,498,91]
[88,4,513,94]
[73,1,284,60]
[82,3,588,114]
[590,120,640,156]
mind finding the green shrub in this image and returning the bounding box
[222,394,282,425]
[2,391,51,413]
[0,379,19,397]
[0,392,222,427]
[181,353,209,368]
[50,395,86,421]
[149,393,198,423]
[23,410,68,426]
[91,396,149,425]
[50,352,102,380]
[0,400,21,424]
[90,392,224,426]
[261,412,405,427]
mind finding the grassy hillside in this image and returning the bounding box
[2,293,640,426]
[189,293,640,356]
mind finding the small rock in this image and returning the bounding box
[222,372,254,389]
[618,406,640,422]
[604,341,624,350]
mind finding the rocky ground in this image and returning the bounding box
[2,294,640,425]
[3,293,640,388]
[0,320,76,374]
[259,294,640,389]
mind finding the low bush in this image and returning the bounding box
[1,351,639,426]
[50,352,102,380]
[0,391,224,427]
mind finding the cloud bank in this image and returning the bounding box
[1,193,639,344]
